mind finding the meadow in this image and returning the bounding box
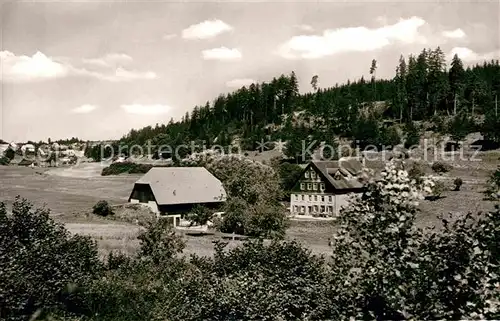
[0,150,497,259]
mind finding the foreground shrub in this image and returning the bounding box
[432,161,452,174]
[329,160,500,319]
[137,218,186,264]
[92,200,113,216]
[174,240,330,321]
[0,197,101,320]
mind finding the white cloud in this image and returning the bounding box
[162,33,177,40]
[202,47,242,61]
[1,51,69,82]
[182,19,233,39]
[449,47,500,63]
[82,53,133,67]
[442,28,466,39]
[295,24,314,32]
[121,104,171,115]
[277,16,427,59]
[226,78,256,88]
[1,50,156,83]
[75,67,157,82]
[109,67,157,81]
[72,104,98,114]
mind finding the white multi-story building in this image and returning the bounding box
[289,159,366,217]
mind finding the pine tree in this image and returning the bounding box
[449,54,465,115]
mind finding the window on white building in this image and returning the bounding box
[302,195,305,201]
[300,183,305,190]
[314,205,318,212]
[321,196,325,202]
[320,205,325,213]
[320,183,325,191]
[305,171,309,178]
[294,206,298,212]
[328,196,333,202]
[314,195,318,201]
[295,194,298,201]
[328,206,333,213]
[309,195,312,201]
[307,183,312,190]
[311,171,316,178]
[313,183,318,190]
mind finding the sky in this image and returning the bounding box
[0,0,499,142]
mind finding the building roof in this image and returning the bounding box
[130,167,227,205]
[310,159,364,190]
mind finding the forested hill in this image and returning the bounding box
[108,46,500,160]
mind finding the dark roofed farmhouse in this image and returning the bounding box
[128,167,227,216]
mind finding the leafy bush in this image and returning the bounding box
[428,179,447,200]
[328,161,500,319]
[220,197,289,239]
[185,205,213,226]
[485,166,500,200]
[380,125,402,148]
[101,162,155,176]
[175,240,330,321]
[408,162,426,185]
[352,114,381,149]
[432,161,452,174]
[137,218,185,264]
[447,112,476,142]
[0,197,101,320]
[404,121,421,149]
[92,200,114,216]
[277,162,303,199]
[454,177,463,191]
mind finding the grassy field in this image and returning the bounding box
[0,149,498,259]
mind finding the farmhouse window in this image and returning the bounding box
[300,183,305,190]
[305,171,309,178]
[311,171,316,178]
[320,183,325,190]
[307,183,312,190]
[313,183,318,190]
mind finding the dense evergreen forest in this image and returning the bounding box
[89,47,500,162]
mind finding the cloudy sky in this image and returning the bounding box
[1,0,499,142]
